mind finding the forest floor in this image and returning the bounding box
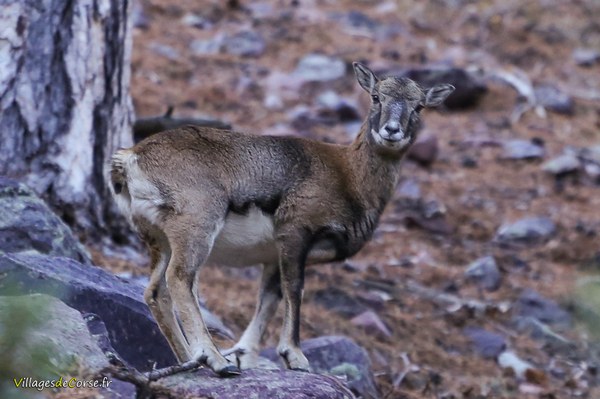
[93,0,600,397]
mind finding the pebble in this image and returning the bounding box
[223,31,266,57]
[496,216,556,244]
[573,48,600,67]
[148,43,180,60]
[294,54,346,82]
[502,139,545,160]
[408,135,438,166]
[351,310,392,338]
[396,178,421,200]
[464,256,502,292]
[542,153,581,175]
[513,288,572,327]
[534,84,574,115]
[463,327,506,358]
[189,37,222,55]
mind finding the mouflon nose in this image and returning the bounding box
[384,122,400,135]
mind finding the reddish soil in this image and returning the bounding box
[94,0,600,397]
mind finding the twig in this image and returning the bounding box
[145,359,204,381]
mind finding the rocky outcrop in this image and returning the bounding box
[0,252,232,371]
[0,177,90,263]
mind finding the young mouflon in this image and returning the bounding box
[109,62,454,376]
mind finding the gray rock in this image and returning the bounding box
[514,289,572,328]
[294,54,346,82]
[148,42,180,60]
[463,327,507,358]
[407,134,438,166]
[0,294,109,377]
[316,91,361,123]
[534,84,574,115]
[189,37,222,55]
[181,13,212,29]
[0,252,232,371]
[402,67,487,109]
[223,31,266,57]
[573,48,600,67]
[351,310,392,338]
[464,256,502,292]
[0,177,90,264]
[345,11,377,32]
[262,336,378,399]
[396,178,421,200]
[313,287,368,318]
[155,368,356,399]
[502,139,545,160]
[542,153,581,175]
[496,217,556,244]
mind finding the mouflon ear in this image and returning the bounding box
[353,62,378,94]
[424,84,455,107]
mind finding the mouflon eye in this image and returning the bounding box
[415,103,424,113]
[371,94,380,103]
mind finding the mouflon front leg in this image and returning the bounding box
[223,262,282,369]
[275,230,310,372]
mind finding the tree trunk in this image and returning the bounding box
[0,0,134,241]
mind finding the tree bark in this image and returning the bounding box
[0,0,134,240]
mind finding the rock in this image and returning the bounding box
[313,287,368,318]
[0,252,233,370]
[189,37,222,55]
[181,13,212,29]
[0,294,109,377]
[316,90,361,122]
[495,217,556,244]
[513,289,572,328]
[396,198,453,235]
[502,139,545,160]
[0,177,90,264]
[497,351,536,379]
[407,134,438,166]
[351,310,392,338]
[223,31,266,57]
[464,256,502,292]
[542,153,581,175]
[294,54,346,82]
[148,42,180,60]
[262,336,378,399]
[534,84,574,115]
[131,0,150,29]
[463,327,506,359]
[345,11,377,32]
[573,48,600,67]
[155,368,357,399]
[396,178,421,200]
[402,67,487,109]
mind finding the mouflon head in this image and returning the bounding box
[353,62,454,154]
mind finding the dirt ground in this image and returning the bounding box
[95,0,600,397]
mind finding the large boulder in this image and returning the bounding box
[262,336,379,399]
[0,294,110,382]
[0,176,90,263]
[0,252,233,371]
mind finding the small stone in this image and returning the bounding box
[313,287,367,318]
[316,90,361,122]
[223,31,266,57]
[542,153,581,175]
[573,48,600,67]
[534,84,574,115]
[149,43,180,60]
[496,216,556,244]
[189,37,222,55]
[514,289,572,327]
[181,13,212,29]
[351,310,392,338]
[345,10,377,31]
[396,178,421,200]
[294,54,346,82]
[497,351,535,379]
[408,134,438,166]
[461,156,478,168]
[502,139,545,160]
[463,327,507,359]
[464,256,502,292]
